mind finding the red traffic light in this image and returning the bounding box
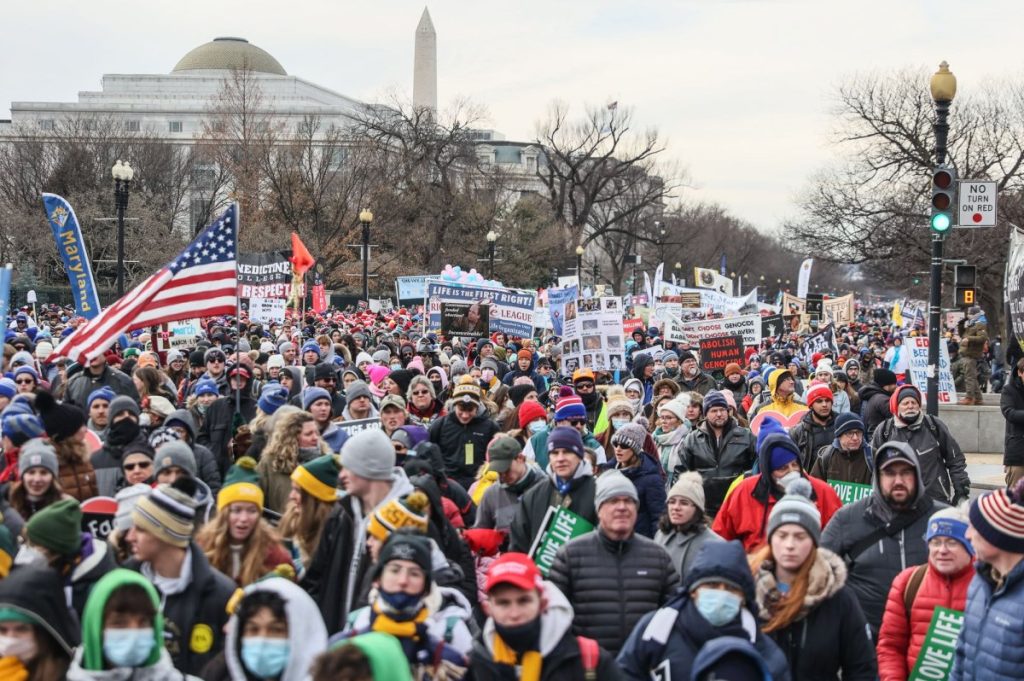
[933,193,951,210]
[933,170,953,189]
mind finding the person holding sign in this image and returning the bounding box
[950,482,1024,680]
[877,507,974,681]
[749,478,877,681]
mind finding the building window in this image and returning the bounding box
[525,156,537,173]
[190,199,208,230]
[169,121,183,133]
[126,120,140,132]
[38,119,54,131]
[191,168,216,191]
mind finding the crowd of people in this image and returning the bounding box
[0,299,1017,680]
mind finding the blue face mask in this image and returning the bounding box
[103,628,155,668]
[528,420,548,434]
[611,418,630,430]
[695,588,743,627]
[378,589,423,618]
[241,637,290,679]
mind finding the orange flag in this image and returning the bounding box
[289,232,315,275]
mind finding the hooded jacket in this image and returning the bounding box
[508,459,597,553]
[221,578,328,681]
[820,441,946,638]
[616,540,791,681]
[501,353,545,393]
[65,364,140,409]
[470,579,623,680]
[0,566,79,665]
[427,406,501,488]
[858,382,892,437]
[712,418,842,552]
[1001,370,1024,467]
[752,369,806,418]
[676,418,757,517]
[166,409,223,495]
[631,354,655,405]
[753,549,877,680]
[689,636,774,681]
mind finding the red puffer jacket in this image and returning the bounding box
[876,561,974,681]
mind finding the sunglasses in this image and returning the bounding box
[411,389,430,396]
[207,357,225,364]
[123,461,152,471]
[575,383,595,390]
[566,419,586,427]
[319,377,336,383]
[15,379,34,385]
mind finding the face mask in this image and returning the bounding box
[777,470,801,490]
[241,637,290,679]
[378,589,423,618]
[611,418,630,430]
[430,380,443,394]
[695,588,743,627]
[481,369,495,382]
[494,616,542,654]
[390,363,402,370]
[103,628,155,668]
[528,420,548,435]
[107,417,141,446]
[628,397,642,410]
[197,403,209,415]
[14,545,47,568]
[0,635,37,663]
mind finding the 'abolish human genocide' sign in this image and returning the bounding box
[699,335,745,372]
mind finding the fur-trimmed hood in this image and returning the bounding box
[753,547,847,623]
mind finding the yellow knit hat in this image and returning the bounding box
[367,491,430,541]
[217,457,264,512]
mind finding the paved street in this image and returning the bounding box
[967,452,1005,491]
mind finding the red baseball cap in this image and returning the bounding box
[485,553,542,593]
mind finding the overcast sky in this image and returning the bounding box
[2,0,1020,231]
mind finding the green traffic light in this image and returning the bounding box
[931,212,952,233]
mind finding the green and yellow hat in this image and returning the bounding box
[217,457,264,512]
[291,454,341,503]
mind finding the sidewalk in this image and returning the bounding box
[966,452,1004,491]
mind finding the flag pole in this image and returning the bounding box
[234,201,242,421]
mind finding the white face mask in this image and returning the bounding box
[777,470,801,490]
[0,635,37,663]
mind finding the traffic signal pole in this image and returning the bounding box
[927,94,952,416]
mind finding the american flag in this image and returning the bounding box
[54,204,238,364]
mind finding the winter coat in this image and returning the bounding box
[68,648,200,680]
[616,539,791,681]
[950,558,1024,681]
[501,357,546,393]
[654,522,722,581]
[58,449,99,502]
[877,561,973,681]
[859,383,892,437]
[64,365,140,409]
[198,392,258,475]
[470,579,623,681]
[301,469,414,633]
[719,374,747,405]
[548,529,680,654]
[508,461,597,554]
[753,370,806,419]
[427,409,501,488]
[870,413,970,504]
[91,433,150,497]
[652,424,688,474]
[960,319,988,359]
[166,409,222,495]
[676,370,717,396]
[754,549,877,681]
[0,566,79,668]
[257,444,327,514]
[125,543,238,676]
[631,354,656,404]
[473,465,544,531]
[789,410,837,469]
[820,442,945,638]
[809,441,873,486]
[601,453,666,538]
[1000,372,1024,467]
[675,419,757,517]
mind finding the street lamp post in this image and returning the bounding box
[486,230,498,279]
[358,208,373,302]
[575,244,584,288]
[111,160,134,298]
[928,61,957,416]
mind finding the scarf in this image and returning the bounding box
[492,635,542,681]
[370,602,429,639]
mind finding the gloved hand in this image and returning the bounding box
[0,656,28,681]
[463,528,506,557]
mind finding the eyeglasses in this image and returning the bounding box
[123,461,152,472]
[14,379,34,385]
[411,390,431,396]
[928,538,963,551]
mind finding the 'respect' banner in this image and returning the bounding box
[41,193,102,319]
[237,252,293,300]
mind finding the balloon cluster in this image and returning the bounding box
[439,264,502,288]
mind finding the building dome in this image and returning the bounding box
[172,37,286,75]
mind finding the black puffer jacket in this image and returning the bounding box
[198,390,258,475]
[676,420,757,516]
[857,383,891,437]
[788,410,836,469]
[548,529,679,655]
[1001,372,1024,467]
[427,410,501,488]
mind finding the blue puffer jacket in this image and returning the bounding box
[951,558,1024,681]
[601,453,666,538]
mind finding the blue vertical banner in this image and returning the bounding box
[41,193,102,319]
[720,252,727,276]
[0,264,11,322]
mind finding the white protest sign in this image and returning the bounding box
[665,314,762,346]
[958,180,997,228]
[249,297,287,325]
[907,337,958,405]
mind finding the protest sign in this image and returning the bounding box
[908,607,964,681]
[761,314,785,340]
[249,297,287,325]
[828,480,873,506]
[336,418,382,437]
[561,297,626,373]
[699,335,745,372]
[657,282,757,314]
[528,506,595,575]
[395,275,429,302]
[823,294,855,326]
[799,325,838,361]
[440,301,490,339]
[237,252,293,299]
[156,318,202,351]
[782,292,806,315]
[1006,225,1024,356]
[81,497,118,541]
[547,285,578,336]
[426,280,536,338]
[623,318,645,336]
[665,314,761,347]
[907,337,958,405]
[805,293,823,320]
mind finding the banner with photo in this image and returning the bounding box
[237,252,293,300]
[426,280,536,338]
[1006,224,1024,357]
[781,292,805,316]
[440,301,491,340]
[823,294,855,326]
[799,324,839,362]
[560,297,626,374]
[693,267,734,296]
[547,285,578,337]
[395,275,430,303]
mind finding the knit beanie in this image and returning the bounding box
[33,391,86,443]
[108,394,141,419]
[153,441,196,478]
[0,379,15,401]
[114,483,153,532]
[218,457,264,512]
[668,471,706,512]
[723,363,742,378]
[26,498,83,556]
[301,341,320,358]
[147,426,180,451]
[344,380,372,403]
[606,390,635,418]
[13,366,38,384]
[594,469,638,510]
[517,401,547,430]
[611,422,647,454]
[407,375,435,401]
[367,491,430,540]
[873,368,898,388]
[767,477,821,545]
[87,386,116,409]
[267,355,285,370]
[340,429,396,481]
[553,392,586,422]
[658,399,687,423]
[133,482,198,548]
[291,454,341,502]
[355,352,373,367]
[805,383,834,408]
[926,507,974,557]
[970,483,1024,554]
[302,387,332,411]
[18,438,59,478]
[194,378,219,398]
[702,390,729,413]
[2,414,44,447]
[833,412,864,438]
[508,384,535,408]
[373,533,433,590]
[258,384,289,415]
[546,425,584,458]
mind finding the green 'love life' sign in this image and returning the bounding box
[828,479,873,505]
[528,506,594,576]
[908,606,964,681]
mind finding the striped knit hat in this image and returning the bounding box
[367,491,430,541]
[132,482,198,548]
[217,457,264,512]
[554,390,586,422]
[970,483,1024,555]
[291,454,341,503]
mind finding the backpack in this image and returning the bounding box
[903,563,928,616]
[577,635,600,680]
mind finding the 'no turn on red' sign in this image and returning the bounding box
[958,180,997,227]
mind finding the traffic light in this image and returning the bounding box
[930,166,956,233]
[954,265,977,307]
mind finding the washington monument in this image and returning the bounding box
[413,7,437,112]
